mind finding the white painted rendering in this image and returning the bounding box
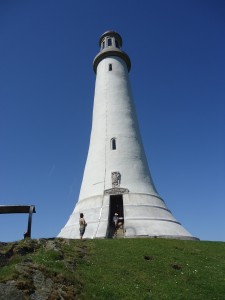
[58,31,197,240]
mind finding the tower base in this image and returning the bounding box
[58,193,198,240]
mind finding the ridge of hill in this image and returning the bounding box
[0,238,224,299]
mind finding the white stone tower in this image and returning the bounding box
[58,31,197,240]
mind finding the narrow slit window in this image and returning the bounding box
[115,40,119,48]
[111,138,116,150]
[109,64,112,71]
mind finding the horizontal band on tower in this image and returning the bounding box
[93,48,131,73]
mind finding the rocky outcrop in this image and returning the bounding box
[0,239,85,300]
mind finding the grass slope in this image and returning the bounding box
[0,238,225,299]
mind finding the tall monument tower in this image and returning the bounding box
[58,31,197,240]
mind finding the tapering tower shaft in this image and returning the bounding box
[79,32,157,200]
[58,31,197,240]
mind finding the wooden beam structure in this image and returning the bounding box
[0,205,36,238]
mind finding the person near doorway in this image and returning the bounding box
[79,213,87,239]
[113,213,119,237]
[113,213,119,228]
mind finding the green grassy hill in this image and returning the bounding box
[0,238,224,299]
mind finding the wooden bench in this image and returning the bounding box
[0,205,36,238]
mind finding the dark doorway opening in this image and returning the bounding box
[106,195,124,238]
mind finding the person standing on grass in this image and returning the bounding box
[79,213,87,239]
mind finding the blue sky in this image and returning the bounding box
[0,0,224,242]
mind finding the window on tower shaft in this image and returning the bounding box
[111,138,116,150]
[109,64,112,71]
